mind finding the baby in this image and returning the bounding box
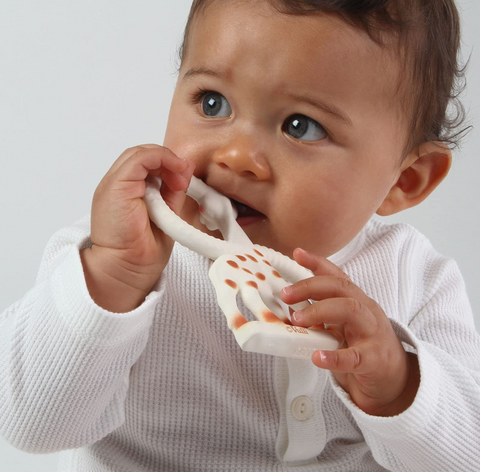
[1,0,480,471]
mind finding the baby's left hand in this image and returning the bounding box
[280,248,420,417]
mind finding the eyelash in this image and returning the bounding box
[189,87,211,106]
[188,87,331,142]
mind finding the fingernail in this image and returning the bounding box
[292,310,303,323]
[282,286,292,296]
[296,248,313,259]
[300,248,314,258]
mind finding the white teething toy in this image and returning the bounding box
[143,175,342,359]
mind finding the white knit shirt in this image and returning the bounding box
[1,214,479,471]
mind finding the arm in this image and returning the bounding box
[329,255,480,471]
[0,216,164,453]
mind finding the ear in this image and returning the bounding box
[376,141,452,216]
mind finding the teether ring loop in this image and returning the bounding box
[143,174,342,358]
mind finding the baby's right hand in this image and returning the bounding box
[80,145,196,312]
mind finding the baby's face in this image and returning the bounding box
[164,0,407,258]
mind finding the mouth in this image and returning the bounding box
[229,198,267,226]
[201,178,267,227]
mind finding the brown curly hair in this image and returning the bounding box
[175,0,472,161]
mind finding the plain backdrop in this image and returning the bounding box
[1,1,479,470]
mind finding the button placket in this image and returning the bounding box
[276,357,328,462]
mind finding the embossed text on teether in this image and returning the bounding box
[286,326,309,334]
[293,347,316,357]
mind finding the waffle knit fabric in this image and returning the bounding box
[1,214,479,471]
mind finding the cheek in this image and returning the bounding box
[271,173,340,239]
[271,167,368,242]
[163,125,208,167]
[283,168,348,215]
[163,99,216,169]
[164,94,195,154]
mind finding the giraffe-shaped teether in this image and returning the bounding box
[143,175,342,358]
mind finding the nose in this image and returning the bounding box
[212,135,271,180]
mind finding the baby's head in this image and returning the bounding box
[164,0,469,258]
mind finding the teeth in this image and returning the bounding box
[236,202,249,216]
[233,199,263,217]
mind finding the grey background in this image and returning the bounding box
[0,0,478,470]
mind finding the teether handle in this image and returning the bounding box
[238,322,341,358]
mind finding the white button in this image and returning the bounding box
[290,395,313,421]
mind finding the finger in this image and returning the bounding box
[291,297,377,338]
[106,147,136,175]
[281,274,372,312]
[153,166,190,192]
[293,247,352,281]
[281,247,363,305]
[113,146,188,183]
[308,323,346,346]
[312,346,373,374]
[157,160,197,215]
[107,144,172,175]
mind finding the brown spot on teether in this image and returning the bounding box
[246,281,258,289]
[255,272,266,281]
[247,255,258,263]
[263,260,272,266]
[236,255,247,262]
[263,311,281,323]
[272,270,281,278]
[242,268,253,275]
[254,249,264,257]
[225,279,237,289]
[227,260,239,269]
[232,314,248,330]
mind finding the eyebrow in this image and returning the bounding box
[183,66,353,126]
[284,91,353,127]
[183,66,229,82]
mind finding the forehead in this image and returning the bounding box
[183,1,401,122]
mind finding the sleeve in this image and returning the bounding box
[329,243,480,471]
[0,215,167,453]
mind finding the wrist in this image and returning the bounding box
[80,246,157,313]
[370,352,420,417]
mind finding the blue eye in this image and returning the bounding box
[283,114,327,142]
[197,91,232,117]
[190,88,328,142]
